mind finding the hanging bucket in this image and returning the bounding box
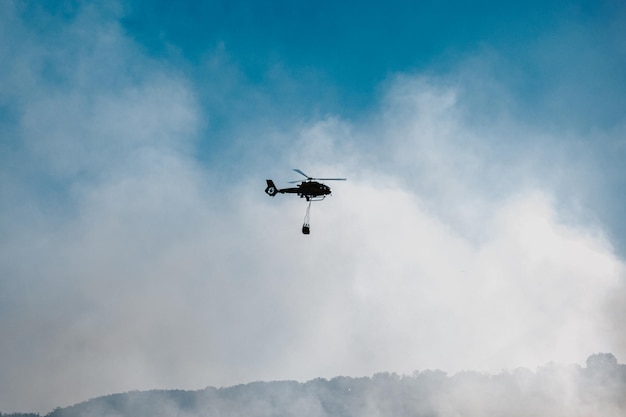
[302,201,312,234]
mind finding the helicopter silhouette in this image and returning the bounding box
[265,169,346,201]
[265,169,346,234]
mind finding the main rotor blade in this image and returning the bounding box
[292,169,346,181]
[292,169,310,179]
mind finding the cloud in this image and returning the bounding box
[257,69,626,381]
[1,1,625,414]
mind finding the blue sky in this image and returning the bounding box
[116,0,624,118]
[1,0,626,413]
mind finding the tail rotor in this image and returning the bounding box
[265,179,279,196]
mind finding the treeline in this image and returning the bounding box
[7,353,626,417]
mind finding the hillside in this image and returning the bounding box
[3,354,625,417]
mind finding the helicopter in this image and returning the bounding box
[265,169,346,201]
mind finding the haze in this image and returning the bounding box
[1,0,625,413]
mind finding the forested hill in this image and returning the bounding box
[4,353,625,417]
